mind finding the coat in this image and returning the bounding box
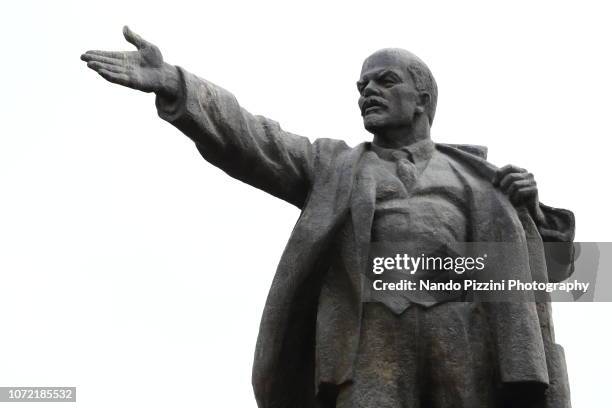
[155,68,575,408]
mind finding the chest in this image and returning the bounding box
[366,152,470,243]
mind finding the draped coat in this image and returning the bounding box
[156,68,575,408]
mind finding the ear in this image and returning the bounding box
[416,92,431,114]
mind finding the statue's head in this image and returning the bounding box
[357,48,438,135]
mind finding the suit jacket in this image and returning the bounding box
[156,68,575,408]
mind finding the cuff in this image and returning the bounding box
[155,65,188,123]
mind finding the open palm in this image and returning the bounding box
[81,26,170,94]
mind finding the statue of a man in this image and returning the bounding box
[82,27,575,408]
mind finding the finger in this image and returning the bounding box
[97,69,132,87]
[87,61,128,74]
[494,164,526,185]
[82,53,124,66]
[82,50,127,59]
[499,172,533,192]
[507,179,536,200]
[123,25,150,50]
[494,165,526,185]
[499,164,527,174]
[511,186,538,204]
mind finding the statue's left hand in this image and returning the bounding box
[494,165,545,224]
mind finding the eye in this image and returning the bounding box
[377,72,402,88]
[380,77,398,88]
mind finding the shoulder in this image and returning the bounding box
[434,143,512,204]
[311,138,368,163]
[438,143,489,159]
[435,143,497,183]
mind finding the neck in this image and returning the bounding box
[372,115,431,149]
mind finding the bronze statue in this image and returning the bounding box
[81,26,575,408]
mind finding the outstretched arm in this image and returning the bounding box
[81,27,314,208]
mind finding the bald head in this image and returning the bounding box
[361,48,438,125]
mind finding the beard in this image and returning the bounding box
[363,110,414,134]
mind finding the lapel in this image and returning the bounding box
[349,146,379,304]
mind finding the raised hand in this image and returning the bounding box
[81,26,179,98]
[493,164,545,223]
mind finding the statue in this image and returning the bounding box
[81,26,575,408]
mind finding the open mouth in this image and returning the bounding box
[365,106,383,114]
[362,98,387,115]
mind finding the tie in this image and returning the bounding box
[393,151,417,189]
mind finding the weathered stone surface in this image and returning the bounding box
[82,28,574,408]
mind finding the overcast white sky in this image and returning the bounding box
[1,0,611,407]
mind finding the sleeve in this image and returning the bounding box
[537,204,576,282]
[155,66,315,208]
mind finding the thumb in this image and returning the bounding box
[123,25,149,49]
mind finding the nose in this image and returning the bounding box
[363,81,381,97]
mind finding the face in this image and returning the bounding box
[357,51,424,134]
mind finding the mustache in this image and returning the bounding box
[359,97,388,115]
